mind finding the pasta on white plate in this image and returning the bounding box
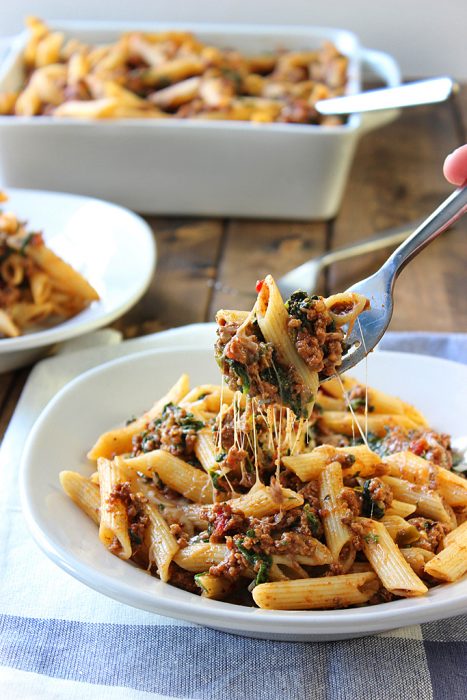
[61,275,467,610]
[0,191,99,338]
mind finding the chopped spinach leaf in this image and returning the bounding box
[361,480,386,519]
[303,504,320,536]
[226,358,250,393]
[194,572,209,592]
[236,539,272,587]
[364,533,379,544]
[209,469,226,492]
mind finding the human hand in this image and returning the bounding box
[443,145,467,186]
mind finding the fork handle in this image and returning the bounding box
[384,185,467,279]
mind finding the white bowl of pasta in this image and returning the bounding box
[0,188,156,372]
[19,344,467,641]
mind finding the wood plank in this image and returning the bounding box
[208,219,328,316]
[0,372,15,412]
[451,84,467,140]
[328,98,467,331]
[0,369,28,443]
[112,217,224,336]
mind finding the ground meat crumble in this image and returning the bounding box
[131,403,204,458]
[107,482,148,555]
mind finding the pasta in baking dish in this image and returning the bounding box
[61,329,467,610]
[0,17,349,125]
[0,192,99,338]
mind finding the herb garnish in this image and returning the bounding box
[303,504,320,536]
[361,480,386,520]
[364,533,379,544]
[236,539,272,587]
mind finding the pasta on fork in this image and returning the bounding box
[215,274,369,417]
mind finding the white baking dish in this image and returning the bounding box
[0,22,401,219]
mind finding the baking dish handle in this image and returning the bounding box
[359,48,402,132]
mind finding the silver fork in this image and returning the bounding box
[337,184,467,375]
[277,221,421,300]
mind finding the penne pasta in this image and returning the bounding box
[194,573,234,599]
[97,457,132,560]
[124,449,213,504]
[381,476,456,528]
[88,374,190,459]
[59,471,100,525]
[400,547,435,578]
[255,275,319,417]
[174,543,229,572]
[358,518,428,596]
[319,412,419,438]
[319,461,355,571]
[228,483,303,518]
[144,500,179,582]
[252,572,379,609]
[383,452,431,485]
[424,521,467,582]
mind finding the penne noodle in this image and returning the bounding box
[255,275,318,417]
[381,515,420,545]
[400,547,435,578]
[29,269,52,305]
[434,467,467,508]
[194,573,234,599]
[324,292,368,329]
[125,450,213,504]
[358,518,428,596]
[444,519,467,548]
[97,457,132,560]
[252,572,379,610]
[194,427,220,474]
[174,543,229,572]
[424,521,467,582]
[382,476,456,528]
[227,483,303,518]
[319,412,419,438]
[383,451,431,485]
[144,500,179,582]
[59,471,100,525]
[319,461,355,571]
[88,373,190,459]
[0,309,20,338]
[385,499,417,518]
[26,243,99,301]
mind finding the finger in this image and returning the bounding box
[443,145,467,186]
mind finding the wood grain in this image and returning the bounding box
[451,84,467,140]
[0,369,28,443]
[113,217,224,336]
[208,219,328,316]
[328,99,467,331]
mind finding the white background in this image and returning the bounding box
[1,0,466,79]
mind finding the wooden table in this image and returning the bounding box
[1,88,466,440]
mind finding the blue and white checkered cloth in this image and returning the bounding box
[0,329,466,699]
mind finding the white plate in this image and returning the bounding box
[20,347,467,641]
[0,188,156,371]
